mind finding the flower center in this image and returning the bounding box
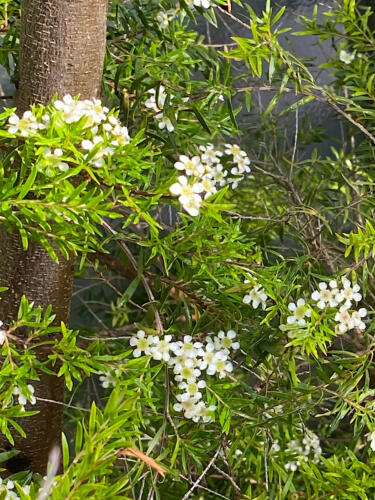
[182,342,193,353]
[203,352,214,363]
[295,306,306,319]
[187,383,198,394]
[138,338,148,350]
[181,185,193,197]
[216,360,226,371]
[221,338,232,348]
[159,340,169,351]
[321,290,331,300]
[181,367,193,378]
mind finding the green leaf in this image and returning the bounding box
[62,432,69,471]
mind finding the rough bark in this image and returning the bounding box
[17,0,108,113]
[0,0,108,474]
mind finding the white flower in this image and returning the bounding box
[224,143,247,161]
[197,341,217,371]
[367,430,375,451]
[231,155,251,175]
[181,193,202,216]
[174,368,201,384]
[156,113,174,132]
[169,175,204,216]
[99,372,117,389]
[287,298,311,326]
[57,95,108,125]
[226,175,244,189]
[339,49,355,64]
[174,335,203,358]
[285,461,298,472]
[80,136,112,167]
[156,11,170,29]
[334,306,353,333]
[206,352,233,378]
[151,335,176,361]
[169,352,197,368]
[210,164,227,186]
[311,281,339,309]
[199,144,223,165]
[13,384,36,409]
[243,282,268,310]
[270,440,281,453]
[335,278,362,308]
[283,430,321,471]
[54,95,109,126]
[351,308,367,331]
[169,176,203,197]
[173,393,201,417]
[111,125,130,146]
[129,330,156,357]
[8,111,39,136]
[188,0,211,8]
[171,354,201,383]
[201,176,217,198]
[145,85,168,111]
[83,98,109,124]
[43,147,69,172]
[0,321,6,345]
[264,403,283,418]
[191,401,216,422]
[178,379,206,400]
[335,307,367,333]
[214,330,240,352]
[174,155,205,177]
[54,94,82,123]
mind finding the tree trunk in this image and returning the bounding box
[0,0,108,474]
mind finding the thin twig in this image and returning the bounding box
[102,220,164,333]
[181,445,222,500]
[179,475,231,500]
[36,397,90,412]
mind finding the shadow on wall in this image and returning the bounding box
[0,63,14,109]
[200,0,346,159]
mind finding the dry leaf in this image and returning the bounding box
[120,447,166,477]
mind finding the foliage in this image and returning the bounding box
[0,0,375,498]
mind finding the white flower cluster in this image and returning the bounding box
[0,320,6,345]
[12,384,36,411]
[169,144,251,216]
[7,95,130,175]
[129,329,239,422]
[280,277,367,335]
[243,279,268,310]
[283,430,322,472]
[0,479,30,500]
